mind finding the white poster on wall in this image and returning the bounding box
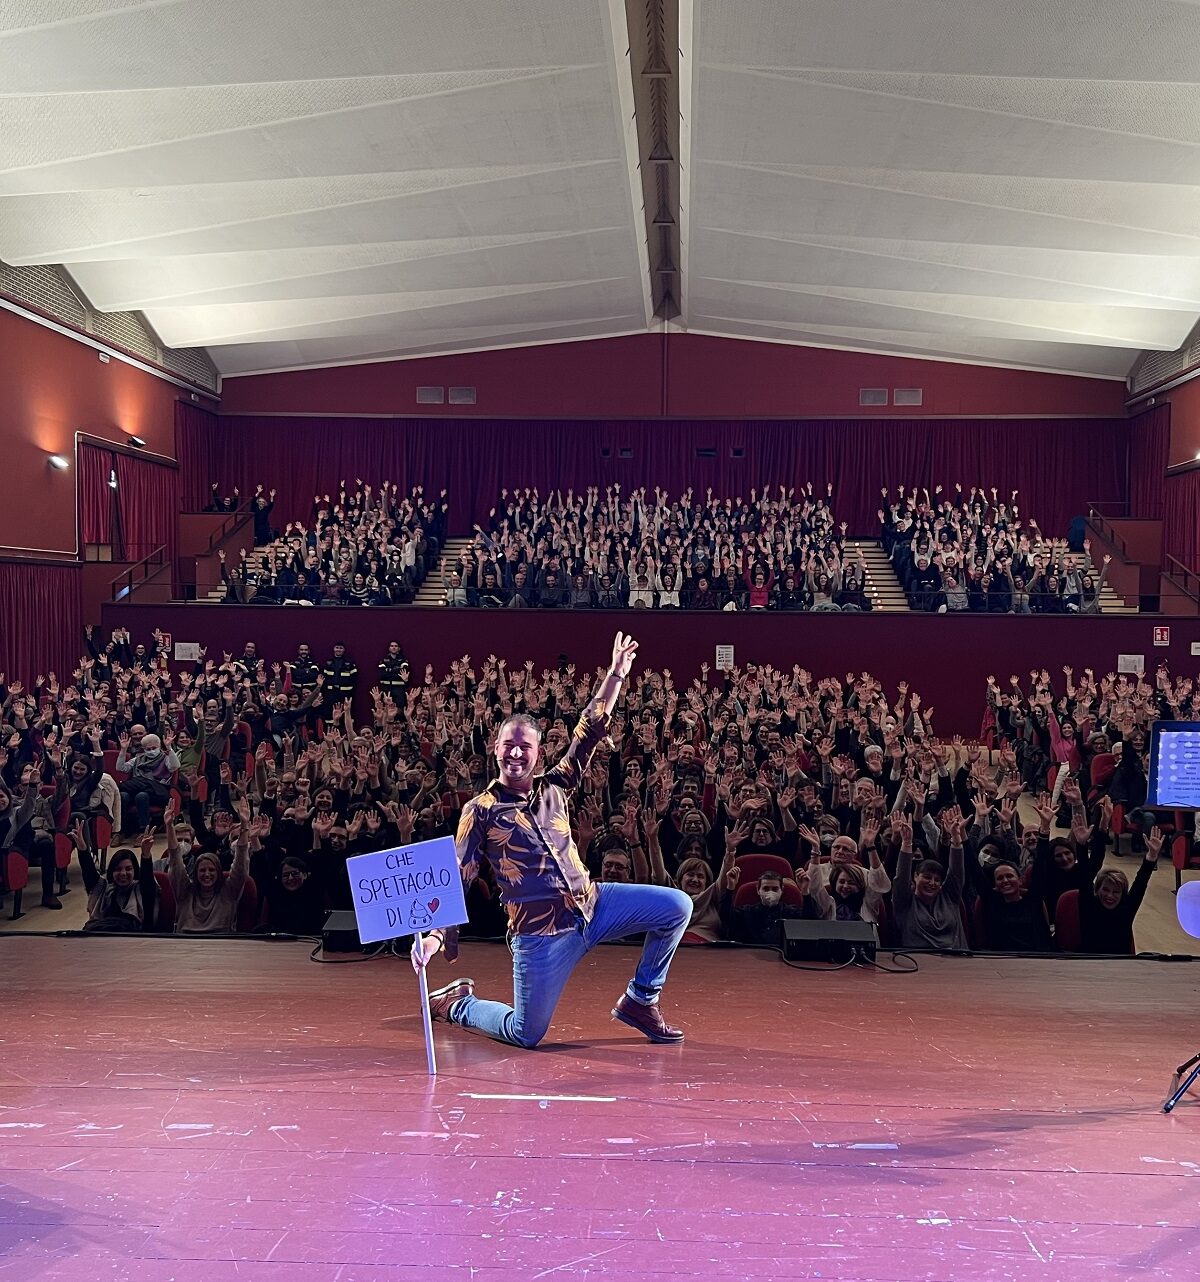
[174,642,200,662]
[715,645,735,671]
[1117,653,1145,675]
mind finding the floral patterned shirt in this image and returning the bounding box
[444,704,611,949]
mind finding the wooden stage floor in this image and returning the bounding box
[0,938,1198,1281]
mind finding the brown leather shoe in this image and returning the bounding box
[428,977,475,1023]
[611,994,684,1043]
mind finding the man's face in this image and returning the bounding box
[830,836,858,865]
[495,723,541,791]
[600,852,632,883]
[298,646,311,661]
[388,642,401,657]
[333,645,345,658]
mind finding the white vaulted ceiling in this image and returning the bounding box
[685,0,1200,378]
[2,0,1200,378]
[0,0,653,374]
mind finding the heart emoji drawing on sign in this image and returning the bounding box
[427,898,440,914]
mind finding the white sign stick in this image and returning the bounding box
[414,934,437,1076]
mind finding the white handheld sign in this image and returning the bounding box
[346,835,468,945]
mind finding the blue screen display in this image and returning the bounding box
[1148,722,1200,810]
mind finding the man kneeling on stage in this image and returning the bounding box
[410,631,692,1047]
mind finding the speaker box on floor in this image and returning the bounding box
[322,909,364,953]
[782,918,878,963]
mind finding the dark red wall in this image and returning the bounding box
[1162,378,1200,468]
[220,333,1127,420]
[0,306,189,553]
[663,336,1127,419]
[99,604,1200,737]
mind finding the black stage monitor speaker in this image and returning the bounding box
[322,910,364,953]
[782,918,878,963]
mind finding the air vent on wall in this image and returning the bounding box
[618,447,633,459]
[893,388,924,406]
[696,447,717,459]
[416,386,445,404]
[448,386,476,405]
[730,446,745,459]
[859,388,888,407]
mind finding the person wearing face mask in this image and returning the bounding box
[411,632,693,1048]
[73,820,158,933]
[720,868,820,945]
[115,730,179,834]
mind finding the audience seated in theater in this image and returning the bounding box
[460,483,847,610]
[2,621,1191,956]
[881,485,1111,614]
[215,480,445,605]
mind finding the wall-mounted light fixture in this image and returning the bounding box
[128,436,147,448]
[47,454,69,471]
[108,468,118,489]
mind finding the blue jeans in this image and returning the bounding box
[450,883,693,1049]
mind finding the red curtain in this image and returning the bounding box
[199,414,1129,538]
[1163,469,1200,573]
[78,440,116,545]
[114,451,179,574]
[1128,405,1170,519]
[0,560,81,685]
[174,401,221,510]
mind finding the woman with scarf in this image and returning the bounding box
[62,750,122,833]
[72,819,158,933]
